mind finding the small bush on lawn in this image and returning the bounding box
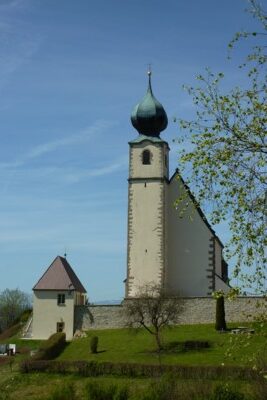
[90,336,99,354]
[33,332,66,360]
[47,383,76,400]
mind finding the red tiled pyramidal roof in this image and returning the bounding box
[33,256,86,293]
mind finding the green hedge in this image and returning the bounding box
[20,359,258,381]
[33,332,66,360]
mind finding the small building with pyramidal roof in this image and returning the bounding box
[32,256,87,340]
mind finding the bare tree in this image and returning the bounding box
[124,283,183,351]
[0,288,31,332]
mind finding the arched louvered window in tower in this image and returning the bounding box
[142,150,151,165]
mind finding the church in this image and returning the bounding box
[30,72,230,340]
[125,70,229,298]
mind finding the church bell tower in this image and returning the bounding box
[125,71,169,298]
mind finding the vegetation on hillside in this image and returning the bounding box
[0,288,31,333]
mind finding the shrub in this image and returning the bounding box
[20,360,71,374]
[33,332,66,360]
[20,309,32,323]
[164,340,210,353]
[48,383,76,400]
[140,377,246,400]
[90,336,99,354]
[0,357,10,366]
[140,374,177,400]
[0,389,10,400]
[252,379,267,400]
[210,384,246,400]
[20,359,258,381]
[114,386,129,400]
[184,340,210,350]
[215,296,227,331]
[86,381,117,400]
[16,346,30,355]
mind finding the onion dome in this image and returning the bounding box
[131,70,168,137]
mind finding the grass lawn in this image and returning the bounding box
[58,323,267,366]
[0,323,266,399]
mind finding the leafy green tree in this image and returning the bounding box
[0,288,31,332]
[177,0,266,293]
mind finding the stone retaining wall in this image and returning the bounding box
[74,297,265,331]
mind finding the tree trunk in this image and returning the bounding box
[155,330,162,351]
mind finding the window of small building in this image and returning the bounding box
[142,150,151,165]
[57,322,65,333]
[57,293,65,305]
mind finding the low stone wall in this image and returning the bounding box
[74,305,125,330]
[74,297,265,331]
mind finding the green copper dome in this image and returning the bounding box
[131,71,168,137]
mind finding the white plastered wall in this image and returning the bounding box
[127,181,166,296]
[127,140,169,297]
[166,175,213,296]
[32,290,75,340]
[129,140,169,180]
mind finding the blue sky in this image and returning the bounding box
[0,0,261,302]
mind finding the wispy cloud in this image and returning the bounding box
[0,156,127,188]
[26,120,113,159]
[62,156,128,183]
[0,120,115,169]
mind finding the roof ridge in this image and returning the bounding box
[32,255,60,290]
[60,257,80,288]
[33,255,86,293]
[168,170,224,248]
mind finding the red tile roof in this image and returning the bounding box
[33,256,87,293]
